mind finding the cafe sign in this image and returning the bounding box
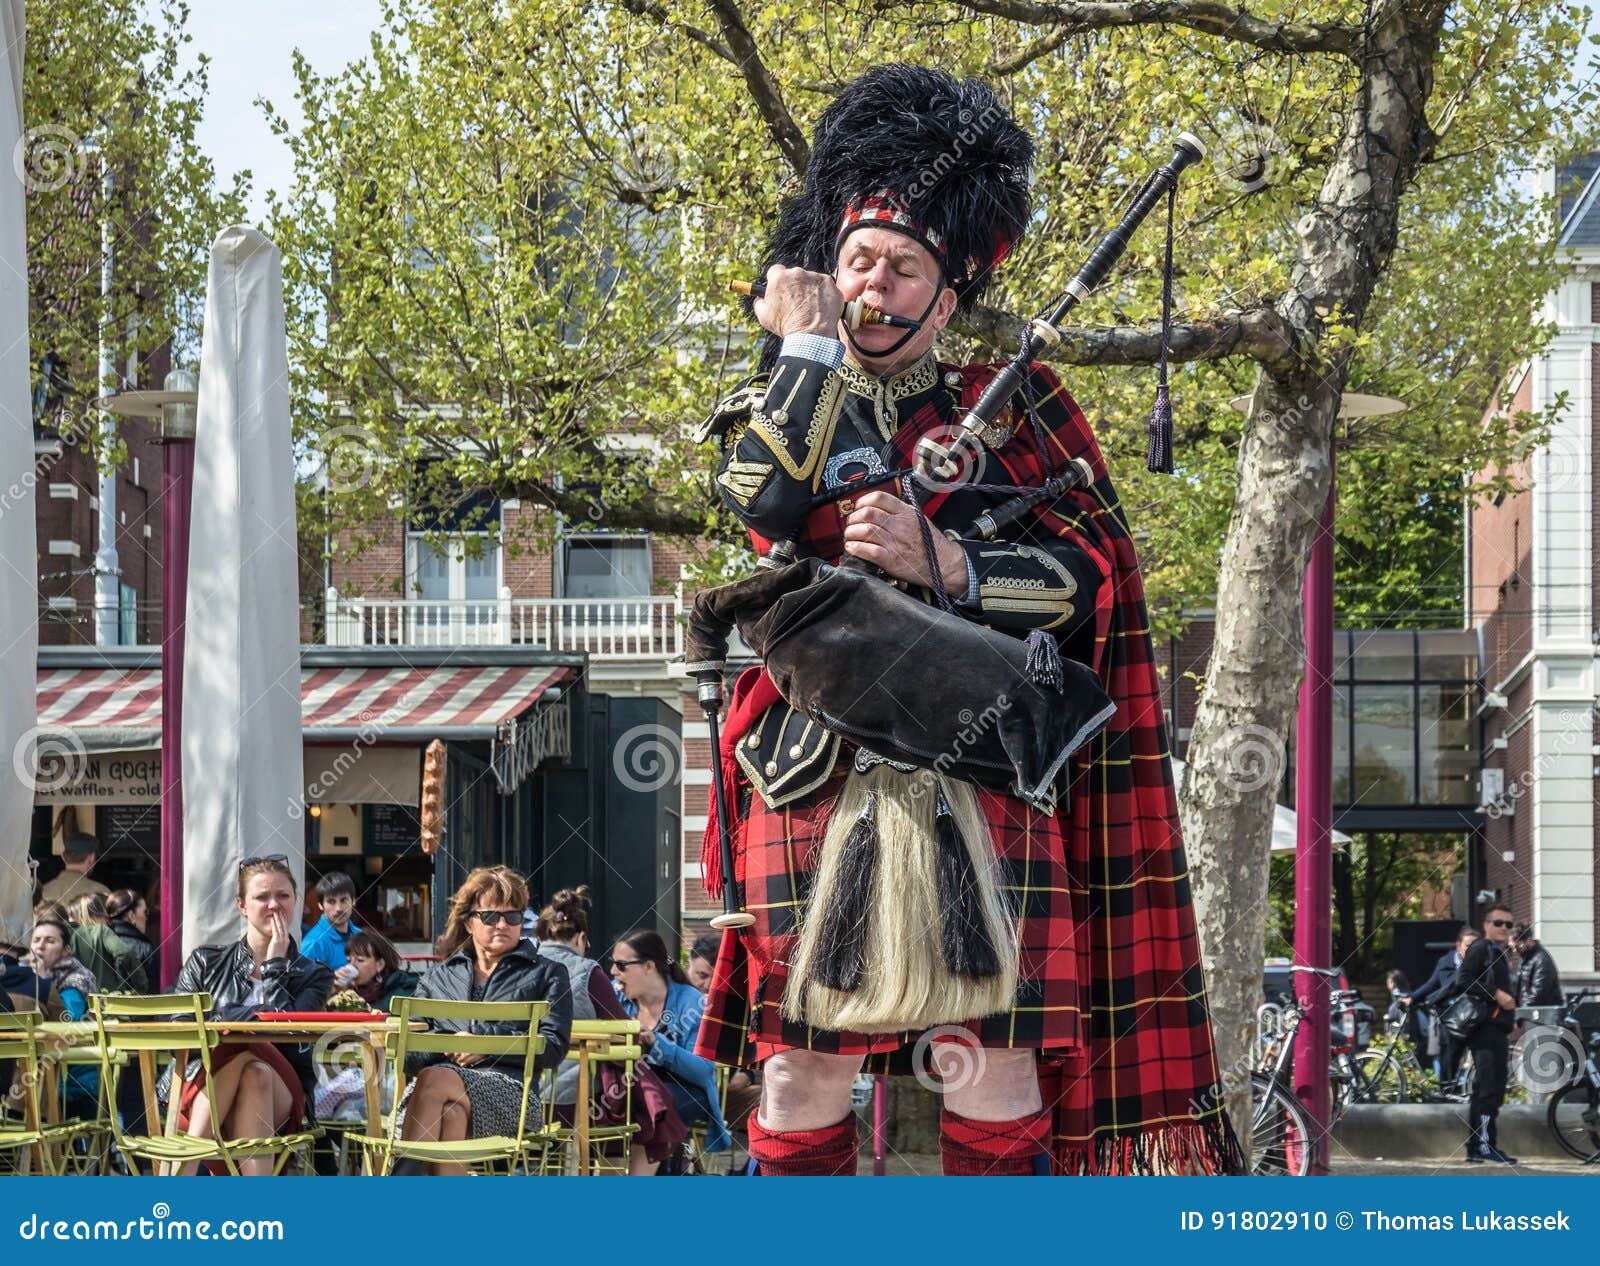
[34,750,162,805]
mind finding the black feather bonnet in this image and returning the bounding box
[763,65,1034,310]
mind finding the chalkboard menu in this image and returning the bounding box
[365,804,423,856]
[99,803,160,858]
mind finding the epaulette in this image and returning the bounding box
[694,375,769,445]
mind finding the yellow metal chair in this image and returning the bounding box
[91,993,317,1176]
[542,1018,642,1175]
[349,995,550,1176]
[0,1011,105,1175]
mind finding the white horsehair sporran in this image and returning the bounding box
[782,751,1019,1034]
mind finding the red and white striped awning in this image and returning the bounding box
[36,664,572,744]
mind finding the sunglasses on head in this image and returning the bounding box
[239,853,289,871]
[1488,919,1515,929]
[470,909,522,927]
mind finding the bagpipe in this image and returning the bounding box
[691,134,1205,1033]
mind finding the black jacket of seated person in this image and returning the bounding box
[406,938,572,1078]
[169,939,334,1101]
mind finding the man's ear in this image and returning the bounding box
[930,286,959,332]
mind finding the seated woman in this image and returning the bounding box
[313,931,420,1125]
[393,866,571,1175]
[24,914,95,1019]
[161,855,333,1176]
[23,915,100,1115]
[344,931,419,1010]
[609,929,731,1163]
[536,888,686,1174]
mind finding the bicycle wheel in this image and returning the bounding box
[1250,1073,1313,1176]
[1546,1081,1600,1162]
[1352,1050,1409,1104]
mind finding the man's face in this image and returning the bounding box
[1482,911,1514,944]
[834,227,957,366]
[687,955,714,992]
[322,892,355,930]
[1456,931,1478,955]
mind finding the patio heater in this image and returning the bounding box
[97,369,198,987]
[1232,389,1405,1173]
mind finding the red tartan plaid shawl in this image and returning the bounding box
[700,361,1243,1175]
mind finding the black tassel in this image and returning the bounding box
[1144,384,1173,475]
[1145,182,1177,475]
[1024,628,1063,690]
[810,793,878,992]
[934,787,1000,979]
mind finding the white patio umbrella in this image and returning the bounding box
[1169,758,1351,854]
[181,227,304,955]
[0,0,39,947]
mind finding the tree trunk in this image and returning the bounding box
[1179,1,1446,1159]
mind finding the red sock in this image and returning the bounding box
[939,1108,1053,1176]
[746,1114,858,1176]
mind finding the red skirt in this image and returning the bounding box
[176,1042,305,1142]
[695,760,1083,1071]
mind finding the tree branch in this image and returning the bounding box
[959,301,1304,372]
[990,24,1075,76]
[615,0,735,61]
[937,0,1359,58]
[701,0,811,174]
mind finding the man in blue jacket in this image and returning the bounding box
[1403,925,1478,1083]
[300,872,362,982]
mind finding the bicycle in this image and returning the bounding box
[1249,965,1348,1176]
[1542,988,1600,1162]
[1340,1001,1473,1106]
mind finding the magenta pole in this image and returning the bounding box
[1292,455,1335,1175]
[158,433,194,987]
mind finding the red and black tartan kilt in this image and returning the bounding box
[694,753,1083,1072]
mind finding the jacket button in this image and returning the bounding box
[944,371,962,387]
[770,407,789,426]
[764,761,778,776]
[789,744,804,759]
[746,734,760,748]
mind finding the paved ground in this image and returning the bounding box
[699,1148,1597,1176]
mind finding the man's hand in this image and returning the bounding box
[1494,989,1516,1011]
[842,490,969,591]
[753,265,845,338]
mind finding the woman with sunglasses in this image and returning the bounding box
[160,855,334,1175]
[609,929,730,1165]
[392,866,571,1174]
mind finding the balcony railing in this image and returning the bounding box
[323,588,682,660]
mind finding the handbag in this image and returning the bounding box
[1438,990,1491,1041]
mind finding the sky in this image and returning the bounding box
[172,1,1600,226]
[171,0,384,222]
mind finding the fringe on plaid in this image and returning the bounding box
[746,1113,859,1176]
[1055,1114,1246,1176]
[940,1108,1053,1175]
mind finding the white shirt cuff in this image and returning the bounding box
[779,332,846,369]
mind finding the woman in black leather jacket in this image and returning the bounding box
[392,865,571,1174]
[162,855,333,1175]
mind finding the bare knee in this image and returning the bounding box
[413,1065,464,1104]
[937,1046,1040,1120]
[237,1060,275,1097]
[760,1050,861,1130]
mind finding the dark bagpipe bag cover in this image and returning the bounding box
[685,558,1117,807]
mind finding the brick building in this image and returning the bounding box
[1467,152,1600,983]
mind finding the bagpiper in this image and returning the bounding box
[692,64,1242,1177]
